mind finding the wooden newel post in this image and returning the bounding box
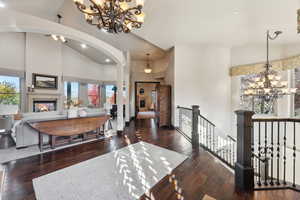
[235,110,255,191]
[192,105,200,148]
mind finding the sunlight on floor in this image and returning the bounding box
[124,132,185,200]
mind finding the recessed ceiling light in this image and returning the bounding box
[105,58,111,63]
[81,43,87,49]
[0,1,5,8]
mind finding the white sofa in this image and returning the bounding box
[12,108,107,148]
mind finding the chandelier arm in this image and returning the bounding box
[88,0,108,27]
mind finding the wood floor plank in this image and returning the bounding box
[1,119,300,200]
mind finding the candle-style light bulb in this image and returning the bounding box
[136,0,144,7]
[136,12,145,22]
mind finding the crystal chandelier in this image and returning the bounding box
[242,30,297,111]
[73,0,145,33]
[144,53,152,74]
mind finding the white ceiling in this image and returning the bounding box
[4,0,300,58]
[65,38,117,65]
[134,0,300,49]
[3,0,166,61]
[3,0,65,20]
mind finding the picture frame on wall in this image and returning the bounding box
[32,73,58,90]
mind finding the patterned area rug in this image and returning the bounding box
[33,142,188,200]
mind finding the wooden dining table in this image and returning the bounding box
[28,115,110,151]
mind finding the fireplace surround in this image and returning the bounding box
[27,92,62,113]
[33,100,57,112]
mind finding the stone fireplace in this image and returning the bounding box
[27,93,62,112]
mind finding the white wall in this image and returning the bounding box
[25,33,63,91]
[0,32,118,112]
[0,33,25,70]
[62,45,117,81]
[0,32,117,83]
[164,48,175,125]
[174,45,232,134]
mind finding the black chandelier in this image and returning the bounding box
[242,30,297,113]
[73,0,145,34]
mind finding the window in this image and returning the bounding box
[64,82,79,108]
[0,75,20,106]
[88,84,100,107]
[106,85,116,104]
[295,68,300,116]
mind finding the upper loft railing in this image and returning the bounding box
[251,117,300,192]
[176,105,300,193]
[177,106,236,169]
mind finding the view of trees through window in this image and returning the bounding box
[105,85,116,104]
[88,84,100,107]
[0,75,20,106]
[64,82,79,108]
[64,82,117,108]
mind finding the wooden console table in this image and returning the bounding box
[28,115,110,151]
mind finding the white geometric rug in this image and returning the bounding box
[33,142,188,200]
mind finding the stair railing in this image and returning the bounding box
[176,105,236,169]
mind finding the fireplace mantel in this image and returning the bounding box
[26,92,63,112]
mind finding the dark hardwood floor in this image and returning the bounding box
[1,118,300,200]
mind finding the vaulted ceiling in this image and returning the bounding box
[134,0,300,49]
[4,0,300,60]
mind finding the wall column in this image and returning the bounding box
[117,63,124,134]
[125,52,131,125]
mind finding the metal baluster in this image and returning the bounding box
[227,138,230,164]
[264,121,268,185]
[258,122,262,186]
[276,121,280,185]
[213,126,216,152]
[293,122,296,187]
[205,121,208,148]
[179,108,182,131]
[209,124,212,150]
[251,128,255,184]
[283,121,286,185]
[200,117,202,144]
[270,121,274,186]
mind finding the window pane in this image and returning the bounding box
[64,82,79,108]
[106,85,115,104]
[88,84,100,107]
[295,68,300,116]
[0,75,20,105]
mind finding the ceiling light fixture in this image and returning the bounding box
[73,0,146,34]
[144,53,152,74]
[81,43,87,49]
[105,58,111,63]
[242,30,297,113]
[0,1,5,8]
[50,15,67,43]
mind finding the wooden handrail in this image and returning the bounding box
[199,113,216,127]
[176,106,192,111]
[252,118,300,122]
